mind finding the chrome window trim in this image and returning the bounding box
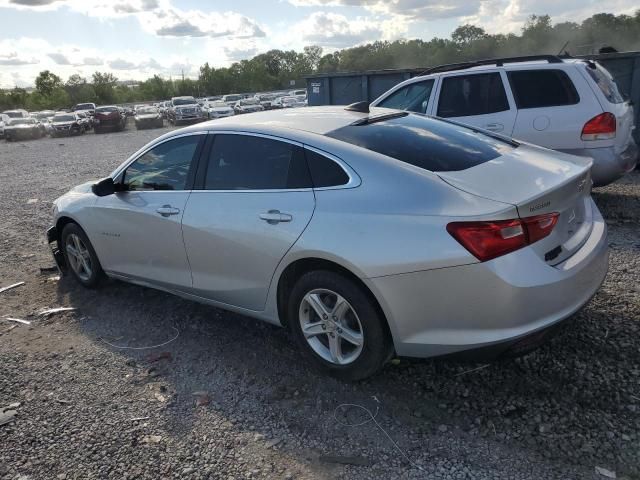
[194,130,360,193]
[110,130,208,181]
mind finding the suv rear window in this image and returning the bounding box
[508,70,579,108]
[437,73,509,118]
[583,63,624,104]
[326,113,515,172]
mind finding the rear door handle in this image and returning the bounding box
[259,210,292,224]
[484,123,504,132]
[156,205,180,217]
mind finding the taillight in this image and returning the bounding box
[581,112,616,140]
[447,213,559,262]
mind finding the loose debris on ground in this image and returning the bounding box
[0,129,638,479]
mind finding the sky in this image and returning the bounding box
[0,0,638,88]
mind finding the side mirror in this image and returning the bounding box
[92,177,115,197]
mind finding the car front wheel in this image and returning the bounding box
[288,270,393,381]
[61,223,105,288]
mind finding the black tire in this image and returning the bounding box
[287,270,393,381]
[61,223,105,288]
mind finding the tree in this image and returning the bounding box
[92,71,118,104]
[451,25,487,45]
[35,70,62,97]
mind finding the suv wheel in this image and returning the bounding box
[61,223,105,288]
[288,270,393,381]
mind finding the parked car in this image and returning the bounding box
[233,98,264,114]
[47,105,608,380]
[203,101,234,119]
[75,111,92,131]
[134,106,164,129]
[72,103,96,116]
[167,96,204,125]
[94,106,126,133]
[289,89,307,97]
[4,117,45,141]
[255,93,277,110]
[371,55,637,187]
[222,94,243,107]
[2,109,29,119]
[0,113,9,138]
[32,110,56,135]
[50,112,85,137]
[273,96,305,109]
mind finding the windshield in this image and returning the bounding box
[137,106,158,114]
[326,113,515,172]
[54,115,75,122]
[34,112,52,119]
[4,111,23,118]
[74,104,94,110]
[96,106,118,113]
[224,95,242,102]
[173,98,196,106]
[9,118,35,125]
[210,101,227,108]
[240,99,258,105]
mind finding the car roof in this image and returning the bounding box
[179,106,388,136]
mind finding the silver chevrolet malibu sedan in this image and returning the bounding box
[47,106,609,380]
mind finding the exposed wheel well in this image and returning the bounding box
[276,258,393,340]
[55,216,78,245]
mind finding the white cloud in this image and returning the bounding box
[0,0,266,39]
[288,0,478,19]
[289,12,387,48]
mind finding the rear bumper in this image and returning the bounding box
[560,138,638,187]
[368,199,609,358]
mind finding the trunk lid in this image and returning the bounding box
[438,144,594,265]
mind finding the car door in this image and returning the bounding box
[434,71,517,135]
[86,132,205,288]
[372,78,437,114]
[181,132,315,311]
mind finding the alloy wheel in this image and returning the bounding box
[298,288,364,365]
[65,233,92,281]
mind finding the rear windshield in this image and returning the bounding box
[326,113,515,172]
[584,63,625,104]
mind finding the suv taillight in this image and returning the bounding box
[447,213,559,262]
[581,112,616,140]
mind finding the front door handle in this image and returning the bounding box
[484,123,504,132]
[259,210,292,224]
[156,205,180,217]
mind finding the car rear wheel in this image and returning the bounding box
[61,223,105,288]
[288,270,393,381]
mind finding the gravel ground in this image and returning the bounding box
[0,123,639,480]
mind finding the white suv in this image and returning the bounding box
[371,55,637,186]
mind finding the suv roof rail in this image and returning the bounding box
[418,55,564,76]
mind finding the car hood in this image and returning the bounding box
[136,114,159,119]
[53,121,74,126]
[6,124,36,129]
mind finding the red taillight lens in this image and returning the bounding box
[447,212,559,262]
[581,112,616,140]
[522,213,559,243]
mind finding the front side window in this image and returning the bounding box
[508,69,580,109]
[437,73,509,118]
[204,135,311,190]
[124,135,201,191]
[377,80,435,113]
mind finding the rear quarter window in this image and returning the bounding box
[326,113,515,172]
[583,63,625,104]
[507,70,579,109]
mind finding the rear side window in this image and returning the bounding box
[304,149,349,187]
[508,70,579,108]
[437,73,509,118]
[204,134,311,190]
[377,80,435,113]
[583,63,624,104]
[326,113,514,172]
